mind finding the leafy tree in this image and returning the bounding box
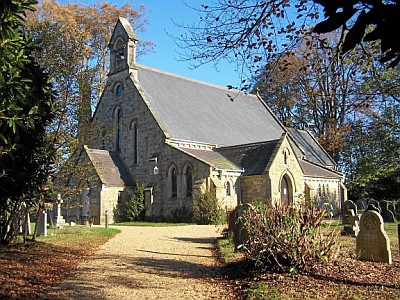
[0,0,56,245]
[254,33,400,161]
[341,105,400,200]
[177,0,400,89]
[25,0,153,167]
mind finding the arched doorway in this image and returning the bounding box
[280,174,293,206]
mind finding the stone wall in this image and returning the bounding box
[266,136,304,204]
[304,177,344,215]
[240,175,268,203]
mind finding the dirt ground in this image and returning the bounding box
[40,225,237,300]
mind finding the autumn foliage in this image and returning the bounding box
[236,202,338,274]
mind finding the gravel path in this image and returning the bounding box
[43,225,236,300]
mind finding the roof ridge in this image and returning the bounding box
[136,64,253,96]
[217,139,280,150]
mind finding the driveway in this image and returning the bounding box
[42,225,236,300]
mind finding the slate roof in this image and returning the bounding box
[286,128,335,167]
[300,159,342,179]
[85,147,134,187]
[172,146,243,171]
[135,65,285,146]
[216,140,280,175]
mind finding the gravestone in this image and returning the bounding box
[355,199,368,211]
[36,210,47,237]
[368,199,381,212]
[341,200,360,236]
[342,200,358,224]
[53,195,66,227]
[230,203,252,247]
[356,209,392,264]
[380,200,396,223]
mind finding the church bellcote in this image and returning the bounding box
[109,17,138,75]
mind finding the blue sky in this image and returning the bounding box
[121,0,243,88]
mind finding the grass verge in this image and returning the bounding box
[0,225,120,299]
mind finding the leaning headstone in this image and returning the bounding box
[380,200,396,223]
[36,210,47,237]
[356,210,392,264]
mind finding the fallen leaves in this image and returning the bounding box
[0,226,119,299]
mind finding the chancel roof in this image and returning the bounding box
[171,146,243,171]
[85,147,134,187]
[135,65,285,147]
[286,128,335,167]
[300,159,343,179]
[216,140,280,175]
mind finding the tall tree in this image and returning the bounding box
[341,105,400,200]
[25,0,153,166]
[253,33,398,161]
[177,0,400,87]
[0,0,56,245]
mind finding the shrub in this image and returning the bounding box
[126,183,145,221]
[193,190,226,225]
[115,183,145,222]
[237,201,338,274]
[168,205,193,223]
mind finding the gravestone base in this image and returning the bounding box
[53,216,66,227]
[341,224,359,237]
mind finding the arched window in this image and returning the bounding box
[169,165,177,197]
[225,181,231,196]
[131,122,138,164]
[185,166,193,196]
[283,148,290,165]
[115,108,122,151]
[116,84,124,96]
[115,39,125,67]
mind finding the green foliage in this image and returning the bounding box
[247,282,281,300]
[125,183,145,222]
[216,237,241,264]
[168,205,193,223]
[341,105,400,200]
[237,201,338,274]
[0,0,56,245]
[193,189,226,225]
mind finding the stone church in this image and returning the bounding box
[60,17,347,225]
